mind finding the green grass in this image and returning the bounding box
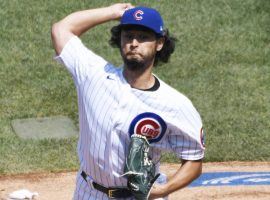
[0,0,269,174]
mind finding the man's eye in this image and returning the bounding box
[138,35,148,40]
[124,34,133,40]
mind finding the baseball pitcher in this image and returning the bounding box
[52,3,205,199]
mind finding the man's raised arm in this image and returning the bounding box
[51,3,133,55]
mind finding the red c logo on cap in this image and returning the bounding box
[133,10,144,20]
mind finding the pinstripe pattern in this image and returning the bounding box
[55,36,205,200]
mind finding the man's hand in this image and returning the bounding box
[109,3,134,20]
[149,160,203,199]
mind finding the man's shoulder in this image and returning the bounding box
[156,79,198,112]
[159,79,191,101]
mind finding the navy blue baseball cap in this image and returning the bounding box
[120,6,164,36]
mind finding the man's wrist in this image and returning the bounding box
[102,6,118,21]
[149,183,169,199]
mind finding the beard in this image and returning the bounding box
[121,51,154,72]
[122,57,146,71]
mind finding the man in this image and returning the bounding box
[51,3,205,200]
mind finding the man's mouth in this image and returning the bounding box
[127,51,137,55]
[126,51,142,58]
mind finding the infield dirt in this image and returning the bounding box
[0,162,269,200]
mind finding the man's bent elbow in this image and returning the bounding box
[51,22,62,55]
[51,22,73,55]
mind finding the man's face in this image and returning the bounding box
[120,27,163,71]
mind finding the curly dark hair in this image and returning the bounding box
[109,25,177,66]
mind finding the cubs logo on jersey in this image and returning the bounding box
[129,112,167,143]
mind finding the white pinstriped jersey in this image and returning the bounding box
[56,36,205,200]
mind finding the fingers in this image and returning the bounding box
[124,3,134,10]
[109,3,134,20]
[119,3,134,18]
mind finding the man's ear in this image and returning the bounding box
[156,37,165,51]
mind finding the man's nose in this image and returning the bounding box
[131,38,139,47]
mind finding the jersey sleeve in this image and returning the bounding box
[168,97,205,161]
[54,36,108,84]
